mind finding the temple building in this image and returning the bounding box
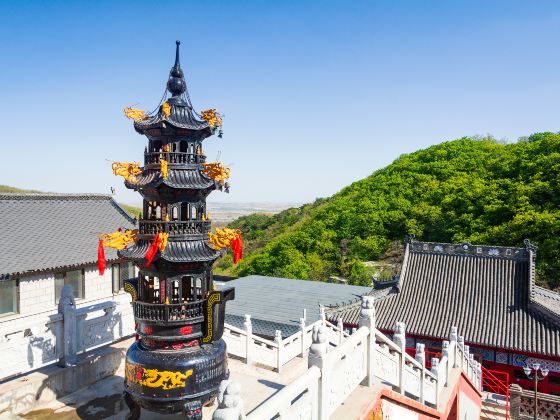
[325,237,560,395]
[0,193,136,319]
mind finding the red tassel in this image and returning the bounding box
[97,239,106,275]
[231,234,243,264]
[144,233,162,267]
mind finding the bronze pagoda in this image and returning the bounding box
[118,41,235,420]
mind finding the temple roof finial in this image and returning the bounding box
[167,40,186,98]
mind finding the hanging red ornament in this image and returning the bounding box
[97,239,106,275]
[145,233,163,267]
[231,233,243,264]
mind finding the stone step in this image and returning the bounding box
[481,400,508,420]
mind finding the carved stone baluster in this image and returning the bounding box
[244,315,252,366]
[442,340,450,386]
[275,330,283,373]
[415,343,426,404]
[212,380,246,420]
[58,285,77,367]
[308,323,328,420]
[299,317,306,358]
[358,295,375,387]
[393,322,406,395]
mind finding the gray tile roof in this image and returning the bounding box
[325,240,560,357]
[0,194,136,278]
[218,275,372,338]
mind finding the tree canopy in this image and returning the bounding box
[215,133,560,290]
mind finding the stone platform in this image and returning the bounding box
[15,337,308,419]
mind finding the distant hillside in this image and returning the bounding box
[0,185,142,219]
[215,132,560,291]
[0,185,45,194]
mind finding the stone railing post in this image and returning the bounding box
[415,343,426,404]
[244,314,253,366]
[308,323,328,420]
[449,326,458,368]
[212,380,246,420]
[509,384,522,420]
[299,317,306,357]
[464,345,471,379]
[320,307,326,326]
[358,295,375,387]
[337,318,344,345]
[393,322,406,395]
[58,284,77,367]
[442,340,450,386]
[469,354,475,382]
[275,330,283,373]
[458,336,465,370]
[431,356,440,404]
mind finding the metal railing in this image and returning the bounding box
[133,300,206,323]
[482,367,510,420]
[144,151,206,165]
[139,220,211,236]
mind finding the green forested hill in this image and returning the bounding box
[215,133,560,290]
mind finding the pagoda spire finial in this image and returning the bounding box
[174,40,181,68]
[167,40,186,98]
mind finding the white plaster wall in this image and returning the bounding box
[459,390,481,420]
[84,265,113,301]
[18,272,55,315]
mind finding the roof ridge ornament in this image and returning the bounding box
[524,238,538,252]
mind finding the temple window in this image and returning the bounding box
[171,206,178,221]
[0,279,18,316]
[191,206,197,220]
[55,269,84,303]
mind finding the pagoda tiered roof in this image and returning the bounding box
[119,238,223,263]
[125,168,216,191]
[132,41,214,140]
[325,238,560,357]
[134,104,212,138]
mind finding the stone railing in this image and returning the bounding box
[222,311,349,372]
[0,285,134,380]
[214,296,482,420]
[509,383,560,420]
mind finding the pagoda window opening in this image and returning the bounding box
[147,201,162,220]
[144,276,161,303]
[151,140,163,153]
[170,279,181,303]
[191,206,197,220]
[180,203,189,221]
[171,205,179,221]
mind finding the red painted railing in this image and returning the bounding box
[482,367,510,420]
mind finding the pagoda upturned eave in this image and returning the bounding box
[118,239,224,264]
[124,168,217,191]
[134,104,213,141]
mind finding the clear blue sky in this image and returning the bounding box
[0,1,558,205]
